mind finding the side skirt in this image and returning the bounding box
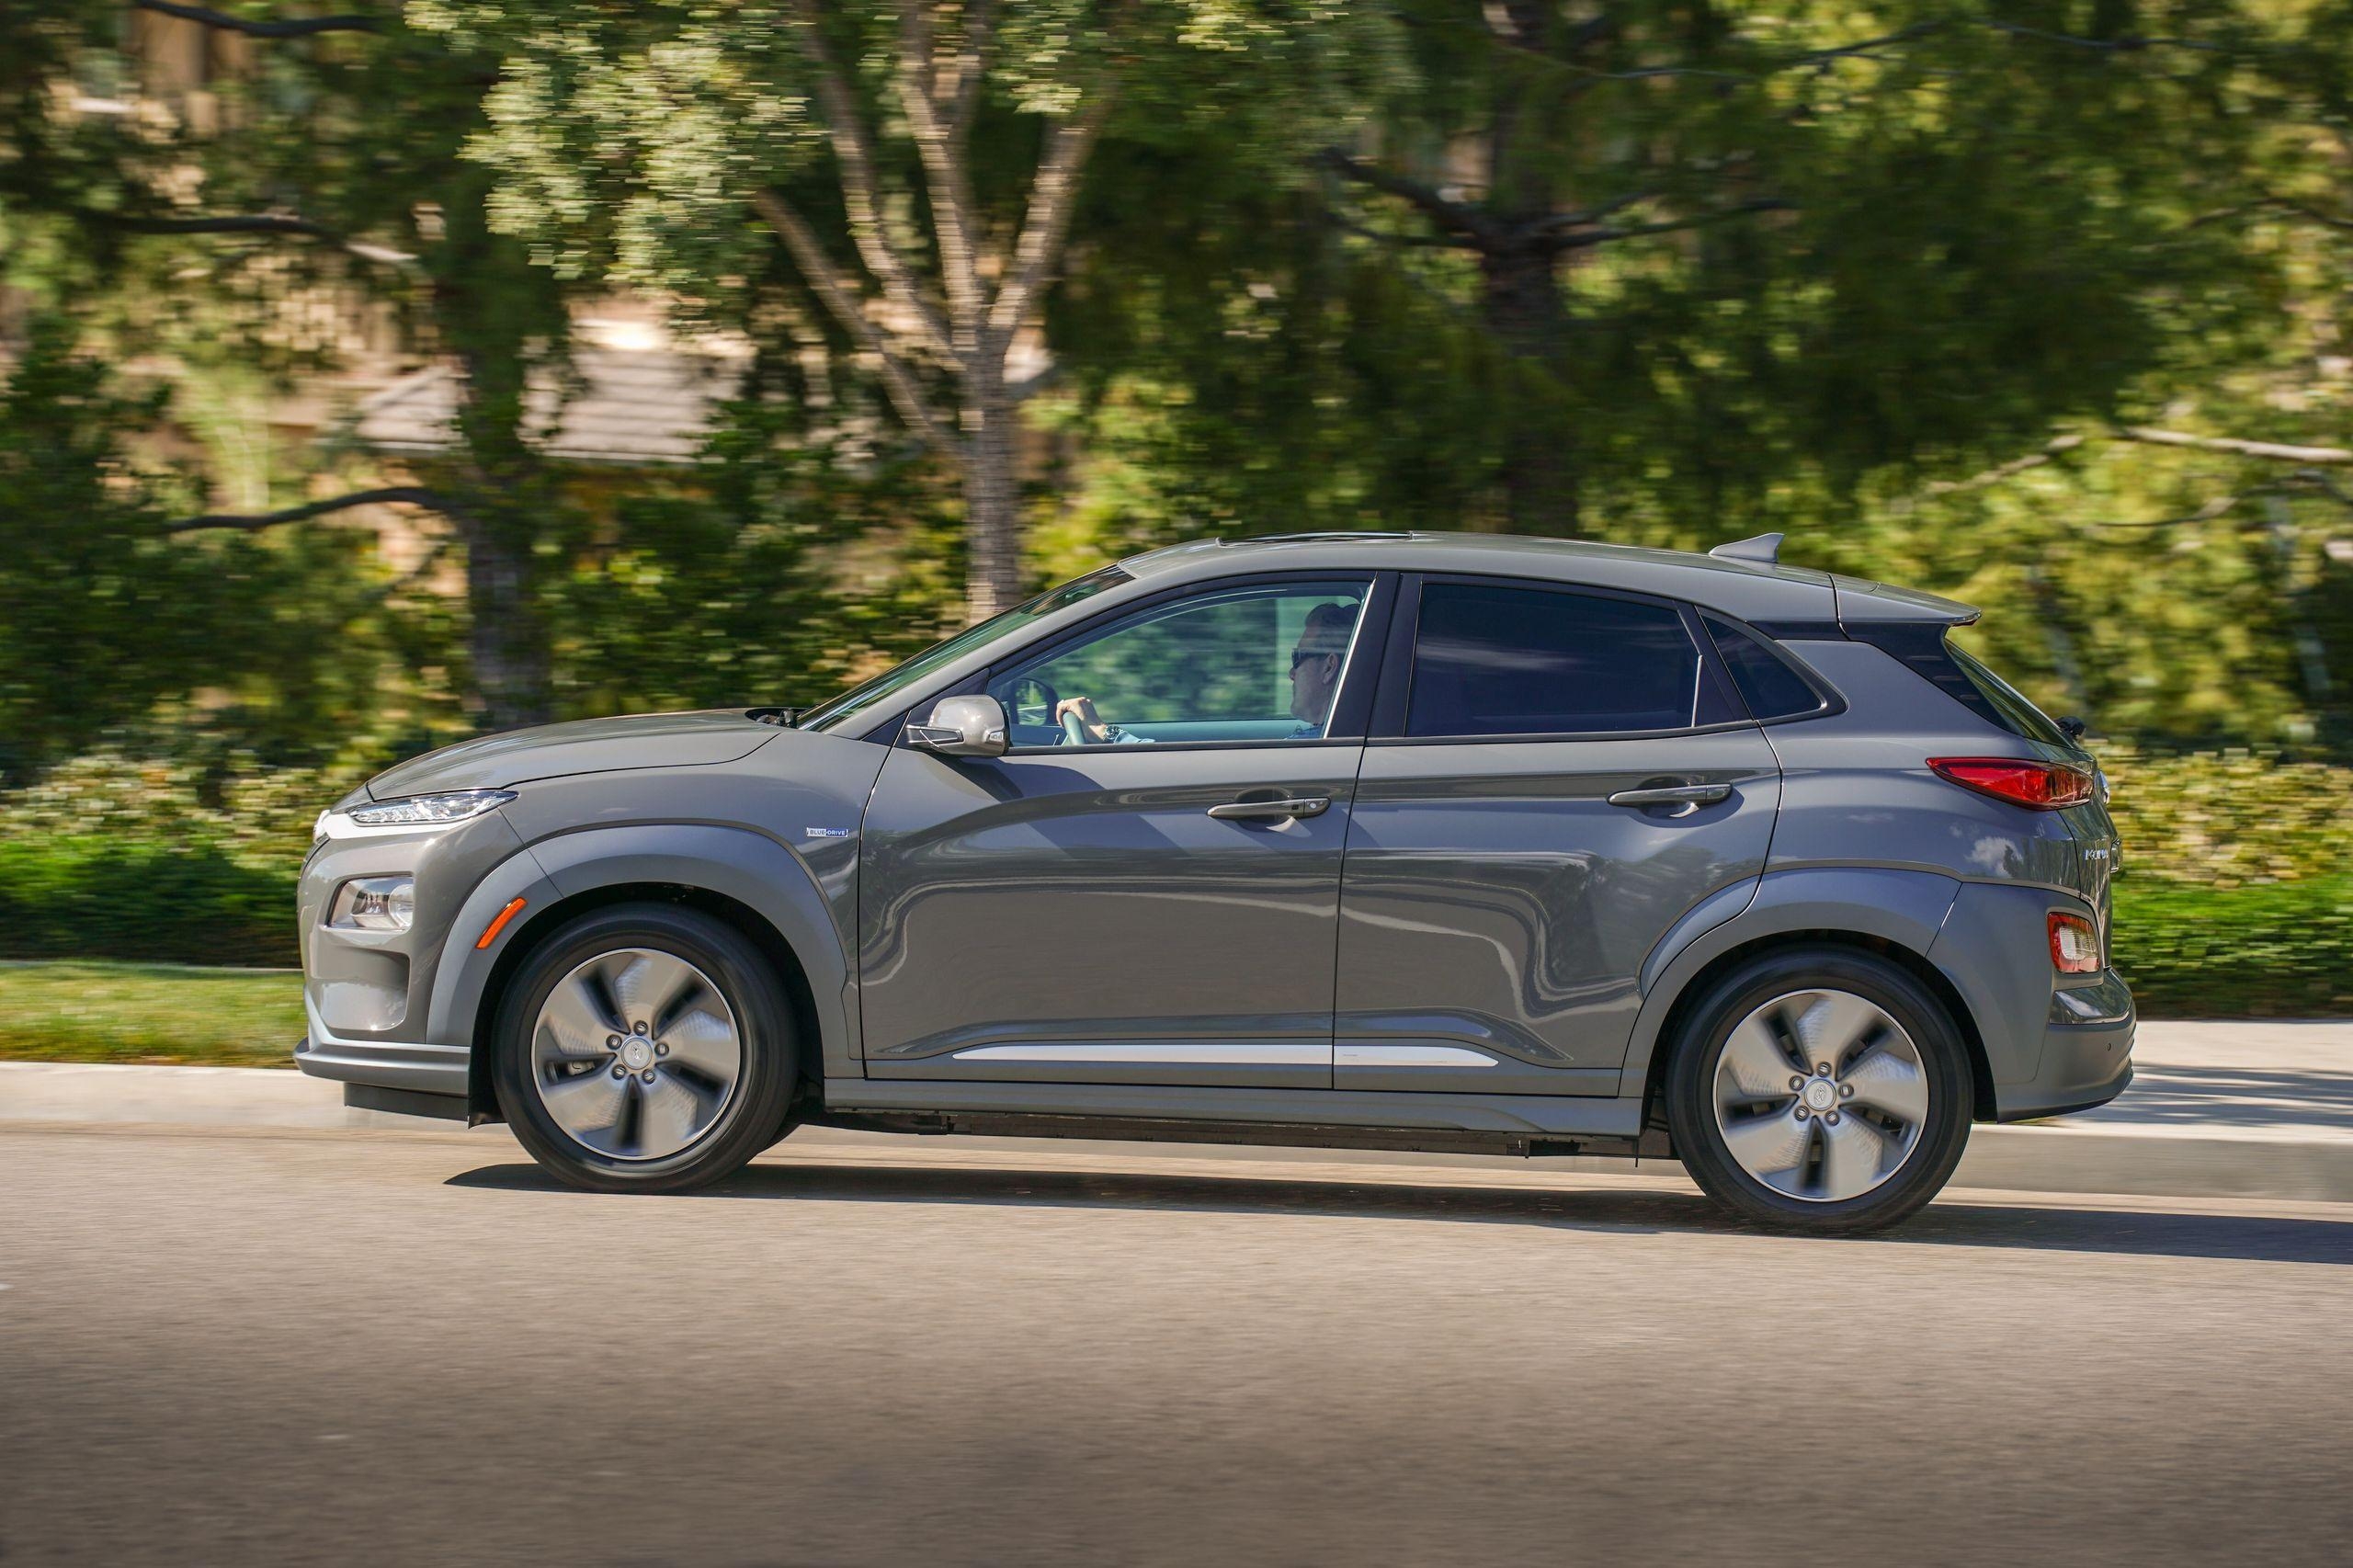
[814,1078,1667,1161]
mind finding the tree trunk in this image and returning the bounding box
[963,376,1024,621]
[1480,238,1578,533]
[458,508,551,732]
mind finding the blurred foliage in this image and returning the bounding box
[2115,876,2353,1017]
[2098,747,2353,889]
[0,838,297,967]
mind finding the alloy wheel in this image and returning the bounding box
[529,948,744,1161]
[1710,988,1930,1204]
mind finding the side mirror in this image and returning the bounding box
[2058,715,2088,743]
[906,694,1009,758]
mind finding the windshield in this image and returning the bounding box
[795,565,1134,734]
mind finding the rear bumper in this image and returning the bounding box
[1990,970,2135,1121]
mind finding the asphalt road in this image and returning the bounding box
[5,1124,2350,1567]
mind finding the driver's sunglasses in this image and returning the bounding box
[1290,647,1336,672]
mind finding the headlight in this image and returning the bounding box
[329,876,415,932]
[346,790,516,827]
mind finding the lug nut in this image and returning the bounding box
[607,1035,621,1048]
[1825,1111,1842,1126]
[632,1021,649,1035]
[610,1065,625,1079]
[640,1070,657,1085]
[1793,1107,1810,1120]
[655,1042,669,1057]
[1789,1075,1806,1091]
[1815,1062,1833,1077]
[1839,1084,1855,1098]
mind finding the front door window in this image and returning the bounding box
[988,580,1372,749]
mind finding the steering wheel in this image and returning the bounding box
[1062,709,1091,746]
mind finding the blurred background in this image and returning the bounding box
[2,0,2349,1053]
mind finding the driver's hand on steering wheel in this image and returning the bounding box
[1053,696,1113,744]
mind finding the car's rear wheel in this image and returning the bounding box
[1665,947,1972,1233]
[492,903,798,1193]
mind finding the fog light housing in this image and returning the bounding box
[330,876,415,933]
[2048,911,2100,974]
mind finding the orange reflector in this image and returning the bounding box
[475,896,528,949]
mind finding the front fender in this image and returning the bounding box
[1615,867,1963,1099]
[426,824,858,1082]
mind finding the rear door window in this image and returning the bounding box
[1405,582,1722,738]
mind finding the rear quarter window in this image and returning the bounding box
[1701,616,1831,722]
[1947,641,2072,748]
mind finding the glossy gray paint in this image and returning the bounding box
[1333,731,1779,1092]
[858,740,1362,1088]
[1759,640,2117,905]
[366,709,777,797]
[297,809,527,1040]
[301,715,887,1095]
[296,530,2133,1149]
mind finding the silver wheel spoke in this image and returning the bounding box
[1844,1051,1928,1126]
[1791,992,1883,1075]
[1720,1108,1812,1178]
[1816,1114,1894,1202]
[530,947,741,1162]
[636,1071,708,1159]
[539,976,617,1059]
[611,951,699,1031]
[540,1068,629,1137]
[660,1004,739,1081]
[1718,1016,1799,1102]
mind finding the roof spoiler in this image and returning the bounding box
[1708,532,1782,565]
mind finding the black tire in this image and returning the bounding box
[492,903,799,1193]
[1665,947,1973,1233]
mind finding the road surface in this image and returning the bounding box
[5,1122,2349,1566]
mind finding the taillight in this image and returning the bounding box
[2048,911,2101,974]
[1928,757,2096,810]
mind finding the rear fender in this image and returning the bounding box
[1616,867,1963,1100]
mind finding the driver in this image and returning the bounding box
[1053,601,1356,744]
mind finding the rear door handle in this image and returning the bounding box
[1208,795,1331,822]
[1606,782,1733,810]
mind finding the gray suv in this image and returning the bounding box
[296,532,2132,1232]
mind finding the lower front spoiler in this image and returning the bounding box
[296,1030,471,1106]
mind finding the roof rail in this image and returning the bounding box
[1708,532,1783,565]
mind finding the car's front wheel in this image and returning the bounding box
[1665,947,1973,1233]
[492,903,799,1193]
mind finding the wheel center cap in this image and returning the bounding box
[1802,1079,1838,1113]
[620,1040,654,1072]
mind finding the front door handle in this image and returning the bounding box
[1207,794,1331,822]
[1606,782,1733,810]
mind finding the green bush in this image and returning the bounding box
[2111,875,2353,1019]
[0,836,297,967]
[2097,747,2353,889]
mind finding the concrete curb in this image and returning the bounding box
[6,1060,2349,1204]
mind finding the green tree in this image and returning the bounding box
[418,0,1389,619]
